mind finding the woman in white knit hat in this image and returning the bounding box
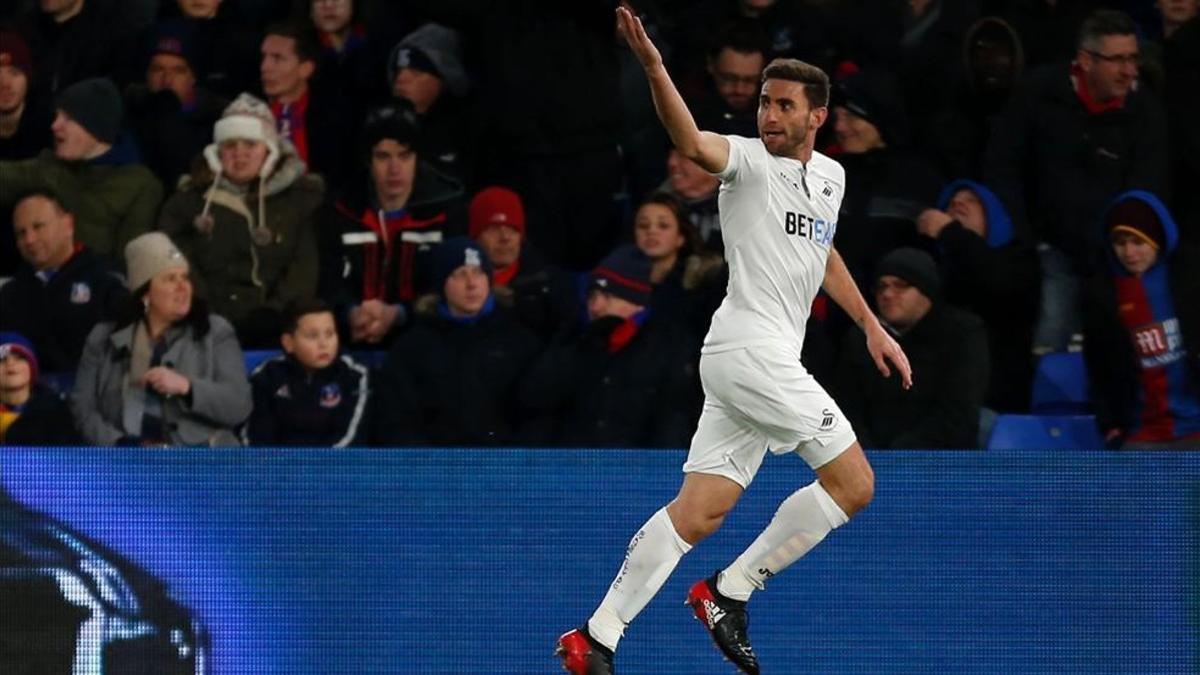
[158,93,324,347]
[71,232,252,446]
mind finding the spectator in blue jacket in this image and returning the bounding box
[1084,191,1200,449]
[918,179,1040,413]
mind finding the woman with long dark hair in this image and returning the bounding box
[71,232,252,446]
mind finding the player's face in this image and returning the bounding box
[875,275,932,331]
[634,203,686,261]
[283,312,339,370]
[757,79,824,158]
[444,265,490,317]
[1110,231,1158,276]
[947,189,987,238]
[1078,34,1138,102]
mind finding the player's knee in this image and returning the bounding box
[668,502,730,545]
[842,463,875,516]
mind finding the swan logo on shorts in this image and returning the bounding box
[819,408,836,430]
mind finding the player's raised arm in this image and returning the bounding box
[616,5,729,174]
[822,248,913,389]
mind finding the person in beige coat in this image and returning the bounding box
[158,93,323,347]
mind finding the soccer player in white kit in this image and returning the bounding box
[556,8,914,674]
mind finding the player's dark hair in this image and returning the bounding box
[762,58,830,109]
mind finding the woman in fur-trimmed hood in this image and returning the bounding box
[158,93,324,347]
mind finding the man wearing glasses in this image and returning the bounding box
[692,21,770,138]
[983,9,1169,357]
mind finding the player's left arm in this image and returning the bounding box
[822,248,913,389]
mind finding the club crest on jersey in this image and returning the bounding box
[784,211,836,246]
[319,383,342,408]
[69,282,92,304]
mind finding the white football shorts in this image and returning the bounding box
[682,345,857,488]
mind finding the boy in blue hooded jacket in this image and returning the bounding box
[1084,191,1200,449]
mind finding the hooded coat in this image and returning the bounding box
[318,160,465,324]
[933,179,1039,411]
[1083,191,1200,443]
[158,143,323,330]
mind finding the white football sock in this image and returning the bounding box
[587,507,692,651]
[717,480,849,602]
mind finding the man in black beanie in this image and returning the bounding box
[0,76,162,268]
[318,102,465,347]
[834,247,990,448]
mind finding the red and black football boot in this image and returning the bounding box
[555,626,614,675]
[686,572,760,674]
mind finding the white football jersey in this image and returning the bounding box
[702,135,845,360]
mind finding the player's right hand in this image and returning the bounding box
[616,4,663,71]
[866,322,913,390]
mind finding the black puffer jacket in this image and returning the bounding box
[520,312,699,449]
[373,301,541,446]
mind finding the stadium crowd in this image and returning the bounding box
[0,0,1197,449]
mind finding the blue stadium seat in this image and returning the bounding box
[39,371,76,397]
[353,350,388,370]
[1030,352,1090,414]
[243,350,280,373]
[987,414,1104,449]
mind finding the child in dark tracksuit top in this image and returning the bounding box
[243,299,371,447]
